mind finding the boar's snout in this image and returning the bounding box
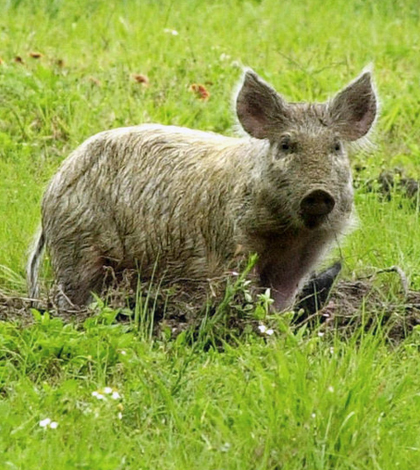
[300,189,335,228]
[300,189,335,216]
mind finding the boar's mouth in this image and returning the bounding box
[301,213,329,229]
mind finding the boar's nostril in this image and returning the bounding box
[300,189,335,217]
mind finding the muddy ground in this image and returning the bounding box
[1,268,420,344]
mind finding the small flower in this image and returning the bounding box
[117,412,123,420]
[120,350,127,355]
[317,332,325,337]
[220,442,231,452]
[39,418,51,428]
[258,324,274,336]
[39,418,58,429]
[92,387,121,401]
[164,28,179,36]
[111,391,121,400]
[328,386,334,393]
[258,324,267,334]
[92,391,105,400]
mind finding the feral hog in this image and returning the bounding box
[27,69,377,310]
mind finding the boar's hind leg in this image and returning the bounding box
[53,245,106,309]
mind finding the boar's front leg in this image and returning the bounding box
[295,261,342,317]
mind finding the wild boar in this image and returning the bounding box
[27,68,377,310]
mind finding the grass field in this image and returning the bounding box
[1,0,420,468]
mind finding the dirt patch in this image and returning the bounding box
[357,167,420,202]
[310,279,420,343]
[2,270,420,343]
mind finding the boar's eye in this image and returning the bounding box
[332,139,342,153]
[280,135,293,153]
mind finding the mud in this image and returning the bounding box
[357,167,420,202]
[1,267,420,344]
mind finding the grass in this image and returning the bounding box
[2,312,420,469]
[1,0,420,467]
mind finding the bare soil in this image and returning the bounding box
[2,270,420,344]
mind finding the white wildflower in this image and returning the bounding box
[220,442,231,452]
[92,387,121,401]
[92,391,105,400]
[111,391,121,400]
[39,418,51,428]
[219,53,231,61]
[39,418,58,429]
[258,324,274,336]
[258,324,267,333]
[164,28,179,36]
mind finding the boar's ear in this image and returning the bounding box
[328,71,377,141]
[236,70,289,139]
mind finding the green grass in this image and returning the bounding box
[1,0,420,467]
[2,312,420,469]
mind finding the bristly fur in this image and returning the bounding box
[27,228,45,301]
[28,68,378,310]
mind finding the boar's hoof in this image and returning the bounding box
[294,261,342,321]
